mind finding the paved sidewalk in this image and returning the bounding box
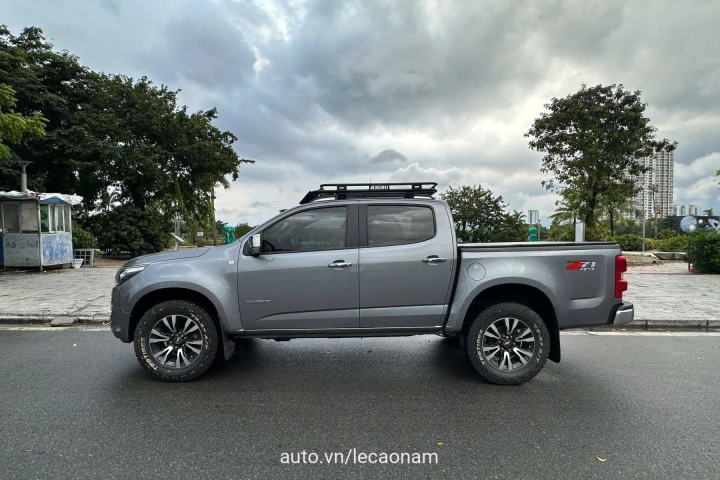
[0,268,115,322]
[0,264,718,327]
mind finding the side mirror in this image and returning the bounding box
[249,233,262,256]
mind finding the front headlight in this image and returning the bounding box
[115,265,147,285]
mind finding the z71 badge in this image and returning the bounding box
[566,260,596,271]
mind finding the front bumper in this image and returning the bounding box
[612,302,634,325]
[110,286,132,343]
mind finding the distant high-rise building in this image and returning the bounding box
[673,204,701,216]
[631,151,674,219]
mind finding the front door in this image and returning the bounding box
[237,205,359,331]
[359,203,454,328]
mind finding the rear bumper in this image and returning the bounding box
[612,302,634,325]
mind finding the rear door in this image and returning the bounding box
[237,204,360,330]
[358,202,455,328]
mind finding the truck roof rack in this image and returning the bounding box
[299,182,438,204]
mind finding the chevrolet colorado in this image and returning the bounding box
[110,182,633,385]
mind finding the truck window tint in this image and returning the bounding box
[262,206,347,253]
[367,205,435,247]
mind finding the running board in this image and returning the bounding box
[231,326,443,339]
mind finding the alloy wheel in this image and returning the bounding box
[478,317,537,371]
[149,315,204,368]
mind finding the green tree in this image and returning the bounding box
[1,25,254,255]
[547,220,575,241]
[0,25,87,193]
[703,208,714,217]
[658,215,676,232]
[488,211,528,242]
[234,222,253,238]
[526,84,676,227]
[0,83,47,162]
[69,72,253,218]
[440,185,506,242]
[87,205,171,256]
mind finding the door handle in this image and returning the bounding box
[328,261,353,268]
[423,256,447,264]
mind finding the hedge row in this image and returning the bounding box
[611,234,689,252]
[687,232,720,274]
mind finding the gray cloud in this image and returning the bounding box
[367,149,407,164]
[2,0,719,223]
[142,2,256,88]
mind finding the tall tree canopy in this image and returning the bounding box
[0,26,252,230]
[0,83,47,166]
[526,84,676,226]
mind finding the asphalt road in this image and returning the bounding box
[1,329,719,480]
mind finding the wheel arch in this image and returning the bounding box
[461,283,560,363]
[128,288,221,343]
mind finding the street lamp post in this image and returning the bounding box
[641,209,646,252]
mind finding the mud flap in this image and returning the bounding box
[222,334,235,361]
[549,327,561,363]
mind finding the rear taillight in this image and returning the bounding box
[615,255,628,298]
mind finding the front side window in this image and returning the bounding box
[367,205,435,247]
[262,206,347,253]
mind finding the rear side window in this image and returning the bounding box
[367,205,435,247]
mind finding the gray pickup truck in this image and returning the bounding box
[111,182,633,385]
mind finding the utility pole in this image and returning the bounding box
[211,184,218,246]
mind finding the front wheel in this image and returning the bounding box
[133,300,219,382]
[465,302,550,385]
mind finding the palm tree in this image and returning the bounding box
[549,198,579,225]
[600,199,637,237]
[703,208,714,217]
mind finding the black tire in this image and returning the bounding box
[133,300,219,382]
[464,302,550,385]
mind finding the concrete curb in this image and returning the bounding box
[623,319,719,328]
[0,314,718,329]
[0,313,110,325]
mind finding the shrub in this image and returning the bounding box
[612,234,643,251]
[548,223,574,241]
[656,235,689,252]
[644,238,658,250]
[658,228,676,239]
[584,227,604,241]
[687,232,720,274]
[87,206,171,257]
[72,224,93,249]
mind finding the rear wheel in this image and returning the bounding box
[133,300,219,382]
[465,302,550,385]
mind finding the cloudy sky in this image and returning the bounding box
[4,0,720,225]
